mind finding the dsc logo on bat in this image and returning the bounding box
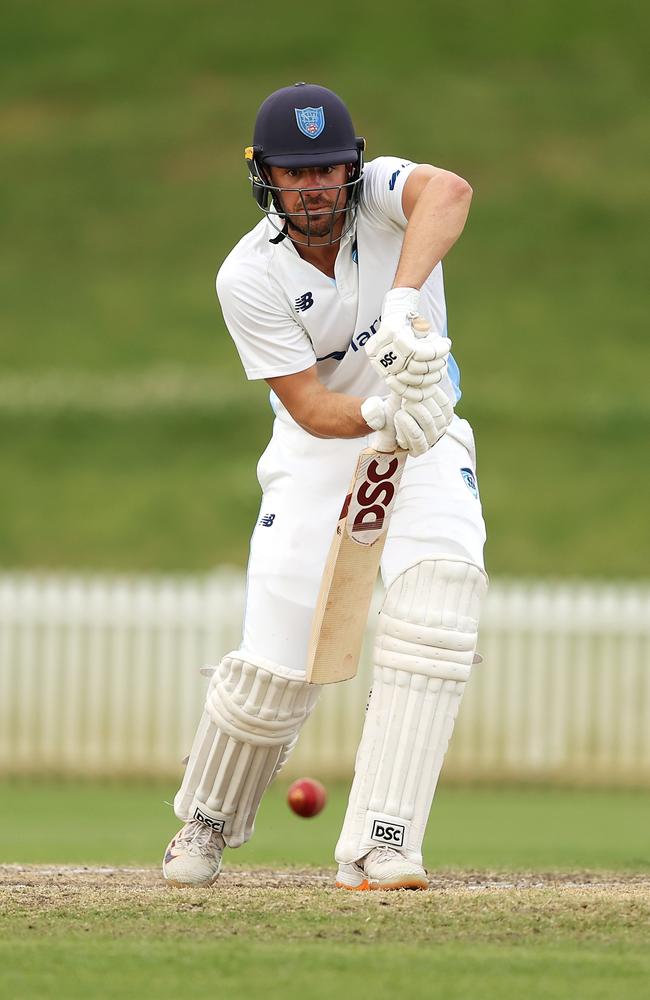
[346,453,407,546]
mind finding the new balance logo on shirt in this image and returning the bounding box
[295,292,314,312]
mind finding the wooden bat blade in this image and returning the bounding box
[306,446,407,684]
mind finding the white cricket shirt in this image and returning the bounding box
[216,156,460,421]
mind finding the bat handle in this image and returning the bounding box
[411,316,431,335]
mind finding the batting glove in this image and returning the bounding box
[360,395,401,453]
[383,357,449,402]
[362,387,454,457]
[366,297,451,394]
[393,388,455,457]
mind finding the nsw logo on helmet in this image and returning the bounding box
[295,106,325,139]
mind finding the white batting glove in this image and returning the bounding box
[360,395,388,432]
[393,387,455,458]
[383,357,448,402]
[366,300,452,393]
[366,320,451,376]
[361,395,400,453]
[362,386,454,458]
[380,286,421,324]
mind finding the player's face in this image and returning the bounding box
[268,164,350,242]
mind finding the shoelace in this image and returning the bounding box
[366,846,400,863]
[177,820,220,854]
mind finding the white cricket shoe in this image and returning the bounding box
[162,819,225,887]
[336,847,428,891]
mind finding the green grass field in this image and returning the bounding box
[2,0,649,575]
[2,780,650,870]
[2,781,650,999]
[3,868,649,1000]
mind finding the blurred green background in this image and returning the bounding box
[2,780,649,870]
[1,0,648,574]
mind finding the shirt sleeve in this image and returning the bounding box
[361,156,420,229]
[216,258,316,381]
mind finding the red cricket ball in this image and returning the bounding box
[287,777,327,818]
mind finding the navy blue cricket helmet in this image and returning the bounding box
[244,82,365,244]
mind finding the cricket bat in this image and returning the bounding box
[305,426,405,684]
[306,317,430,684]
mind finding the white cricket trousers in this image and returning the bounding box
[240,414,487,674]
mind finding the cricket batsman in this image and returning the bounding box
[163,82,487,890]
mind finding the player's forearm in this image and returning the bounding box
[293,388,369,439]
[394,172,472,289]
[267,369,371,438]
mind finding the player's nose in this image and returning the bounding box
[303,169,329,188]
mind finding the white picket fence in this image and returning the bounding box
[1,571,649,783]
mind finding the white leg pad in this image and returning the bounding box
[174,653,320,847]
[335,559,488,866]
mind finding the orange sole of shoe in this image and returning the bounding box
[335,878,428,891]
